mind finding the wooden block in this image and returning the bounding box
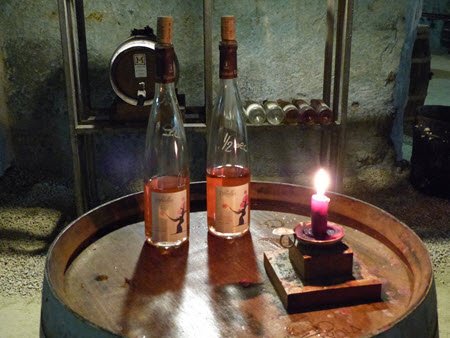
[264,249,382,313]
[289,242,353,281]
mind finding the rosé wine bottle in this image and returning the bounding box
[143,17,189,249]
[206,16,250,239]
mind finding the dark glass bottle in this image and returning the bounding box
[143,17,189,249]
[206,16,250,238]
[311,99,333,125]
[292,98,317,125]
[277,99,300,125]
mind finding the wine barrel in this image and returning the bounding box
[405,25,431,121]
[411,105,450,198]
[109,28,179,107]
[40,182,438,337]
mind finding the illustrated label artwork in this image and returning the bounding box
[151,189,187,242]
[133,53,147,78]
[215,183,249,233]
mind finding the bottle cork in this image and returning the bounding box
[221,16,236,41]
[157,16,173,44]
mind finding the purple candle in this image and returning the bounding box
[311,169,331,238]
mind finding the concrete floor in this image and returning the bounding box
[0,53,449,337]
[0,170,73,337]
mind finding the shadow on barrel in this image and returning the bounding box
[207,232,265,336]
[118,243,188,337]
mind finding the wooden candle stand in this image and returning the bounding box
[264,223,382,313]
[289,241,353,281]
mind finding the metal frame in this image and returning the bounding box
[58,0,212,214]
[58,0,353,214]
[203,0,213,127]
[58,0,96,214]
[321,0,354,190]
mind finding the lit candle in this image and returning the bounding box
[311,169,330,238]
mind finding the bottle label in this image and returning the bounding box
[293,100,310,111]
[151,189,188,242]
[155,46,176,83]
[311,99,327,111]
[298,103,309,110]
[281,103,296,112]
[133,53,147,78]
[215,183,249,233]
[219,42,237,79]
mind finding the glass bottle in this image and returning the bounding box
[277,99,300,125]
[310,99,333,125]
[292,98,317,125]
[206,16,250,238]
[143,16,190,249]
[245,100,266,125]
[263,100,285,125]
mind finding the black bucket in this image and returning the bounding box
[410,105,450,198]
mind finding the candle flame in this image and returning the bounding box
[314,168,330,196]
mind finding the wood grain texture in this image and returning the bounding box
[265,249,382,313]
[41,182,438,338]
[288,241,354,281]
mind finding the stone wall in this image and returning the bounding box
[0,30,14,175]
[0,0,421,203]
[0,2,70,177]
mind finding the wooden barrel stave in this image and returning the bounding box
[41,182,438,337]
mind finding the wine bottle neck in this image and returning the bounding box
[218,78,240,94]
[154,81,176,95]
[219,41,238,79]
[155,45,176,84]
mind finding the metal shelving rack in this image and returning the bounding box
[58,0,353,215]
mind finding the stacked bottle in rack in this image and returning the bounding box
[244,98,334,126]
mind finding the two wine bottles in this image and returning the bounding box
[144,16,250,248]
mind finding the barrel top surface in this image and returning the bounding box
[43,182,434,338]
